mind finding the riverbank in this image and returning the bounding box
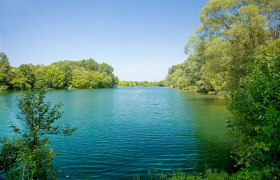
[168,165,279,180]
[166,85,228,98]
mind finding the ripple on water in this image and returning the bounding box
[0,88,233,179]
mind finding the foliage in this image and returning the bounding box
[0,90,77,179]
[166,166,278,180]
[138,169,230,180]
[165,1,280,179]
[118,81,164,87]
[45,66,65,89]
[168,169,229,180]
[0,53,12,90]
[10,68,32,90]
[165,0,279,93]
[0,57,119,91]
[227,40,280,175]
[231,165,280,180]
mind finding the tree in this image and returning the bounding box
[34,65,48,89]
[0,90,77,179]
[238,0,280,39]
[45,66,65,89]
[88,71,101,88]
[18,64,36,89]
[0,53,12,90]
[228,40,280,174]
[98,63,114,75]
[166,0,277,93]
[51,60,118,89]
[71,67,90,89]
[201,38,230,91]
[0,55,119,90]
[79,59,99,71]
[10,68,32,90]
[199,1,269,89]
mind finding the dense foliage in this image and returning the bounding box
[0,56,119,91]
[118,81,164,87]
[0,91,76,179]
[166,0,280,178]
[165,0,280,93]
[168,167,278,180]
[227,40,280,176]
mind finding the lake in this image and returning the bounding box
[0,87,233,179]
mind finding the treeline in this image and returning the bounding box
[165,0,280,94]
[118,81,164,87]
[0,54,119,91]
[166,0,280,178]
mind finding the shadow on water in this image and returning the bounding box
[177,90,235,172]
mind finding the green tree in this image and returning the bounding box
[98,72,114,88]
[199,1,269,89]
[88,71,101,88]
[0,53,12,90]
[34,65,48,89]
[98,63,113,75]
[166,0,277,93]
[79,59,99,71]
[201,38,230,91]
[51,61,73,87]
[71,67,90,89]
[228,40,280,174]
[10,68,32,90]
[0,90,77,179]
[52,60,118,89]
[18,64,36,89]
[45,66,65,89]
[0,55,118,91]
[238,0,280,39]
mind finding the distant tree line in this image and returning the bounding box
[0,55,119,91]
[118,81,164,87]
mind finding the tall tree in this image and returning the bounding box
[0,53,12,90]
[199,1,269,89]
[166,0,279,92]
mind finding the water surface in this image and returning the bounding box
[0,87,233,179]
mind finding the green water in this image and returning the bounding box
[0,87,233,179]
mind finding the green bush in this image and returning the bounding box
[228,42,280,176]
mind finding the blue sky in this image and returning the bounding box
[0,0,208,81]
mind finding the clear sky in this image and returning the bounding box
[0,0,208,81]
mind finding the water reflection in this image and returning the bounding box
[0,88,233,179]
[177,91,234,171]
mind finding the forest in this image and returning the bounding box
[0,56,119,91]
[0,54,164,91]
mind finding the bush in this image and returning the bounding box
[227,42,280,176]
